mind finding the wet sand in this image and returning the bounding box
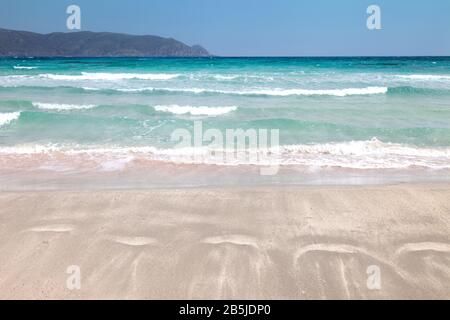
[0,184,449,299]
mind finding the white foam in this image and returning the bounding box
[0,112,21,127]
[234,86,388,97]
[276,138,450,169]
[13,66,38,70]
[210,74,275,81]
[117,87,207,93]
[213,75,238,80]
[0,144,64,154]
[396,74,450,80]
[1,138,450,169]
[100,156,135,172]
[116,86,388,96]
[281,138,450,157]
[40,72,180,81]
[32,102,98,110]
[154,105,237,116]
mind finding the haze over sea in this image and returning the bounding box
[1,57,450,188]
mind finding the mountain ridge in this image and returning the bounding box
[0,28,210,57]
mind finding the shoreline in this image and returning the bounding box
[2,180,450,192]
[1,183,449,299]
[2,160,450,191]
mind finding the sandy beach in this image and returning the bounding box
[0,183,449,300]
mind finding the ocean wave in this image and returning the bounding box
[116,86,388,96]
[116,87,207,94]
[281,138,450,158]
[396,74,450,81]
[0,112,21,127]
[1,138,450,169]
[13,66,38,70]
[4,83,450,98]
[32,102,98,110]
[154,105,238,116]
[81,87,102,91]
[187,73,276,82]
[386,86,450,96]
[212,75,239,80]
[40,72,180,81]
[232,86,388,97]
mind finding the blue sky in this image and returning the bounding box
[1,0,450,56]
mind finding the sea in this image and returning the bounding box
[1,57,450,189]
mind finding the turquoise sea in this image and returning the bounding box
[1,57,450,187]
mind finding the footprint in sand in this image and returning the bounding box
[111,236,157,247]
[394,242,450,293]
[202,235,259,249]
[395,242,450,258]
[292,243,394,268]
[293,243,363,261]
[29,224,74,233]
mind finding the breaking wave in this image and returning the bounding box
[1,138,450,169]
[32,102,98,110]
[154,105,238,116]
[40,72,180,81]
[116,86,388,97]
[0,112,21,127]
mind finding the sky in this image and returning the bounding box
[1,0,450,56]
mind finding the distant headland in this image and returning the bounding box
[0,28,210,57]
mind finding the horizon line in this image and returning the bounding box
[1,55,450,59]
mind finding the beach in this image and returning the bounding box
[1,183,449,300]
[1,57,450,300]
